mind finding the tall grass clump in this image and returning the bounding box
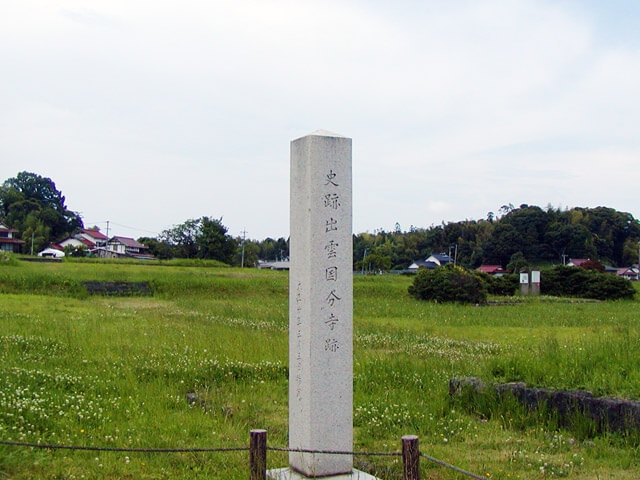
[484,329,640,399]
[0,252,19,267]
[0,269,87,297]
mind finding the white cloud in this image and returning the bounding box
[1,0,639,239]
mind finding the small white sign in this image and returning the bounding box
[531,271,541,283]
[520,273,529,284]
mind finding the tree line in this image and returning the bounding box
[353,204,640,270]
[2,173,639,268]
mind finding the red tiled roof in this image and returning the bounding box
[0,238,25,244]
[0,227,19,233]
[110,236,147,249]
[569,259,589,266]
[83,229,107,240]
[79,238,96,247]
[476,265,506,273]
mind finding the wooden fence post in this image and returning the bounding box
[402,435,419,480]
[250,429,267,480]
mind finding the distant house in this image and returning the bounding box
[0,224,25,253]
[59,236,95,250]
[407,260,438,272]
[78,229,108,248]
[603,264,619,275]
[476,265,508,276]
[567,258,590,267]
[617,267,639,281]
[407,253,454,272]
[106,236,154,260]
[425,253,455,266]
[56,228,109,253]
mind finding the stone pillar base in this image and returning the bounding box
[268,468,379,480]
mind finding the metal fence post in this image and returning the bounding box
[250,429,267,480]
[402,435,419,480]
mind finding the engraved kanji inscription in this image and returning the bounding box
[325,289,341,307]
[325,313,340,330]
[323,193,341,210]
[325,338,339,352]
[324,240,339,259]
[325,218,338,232]
[325,169,339,187]
[325,266,338,282]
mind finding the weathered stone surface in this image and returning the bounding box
[288,131,353,477]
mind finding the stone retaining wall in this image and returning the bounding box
[450,377,640,433]
[82,281,152,296]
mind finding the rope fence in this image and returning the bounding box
[0,431,489,480]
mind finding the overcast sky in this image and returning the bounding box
[1,1,639,240]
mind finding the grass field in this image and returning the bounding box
[0,260,639,479]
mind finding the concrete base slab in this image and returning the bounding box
[268,468,379,480]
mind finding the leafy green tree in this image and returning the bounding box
[484,223,523,266]
[499,205,550,260]
[1,172,83,249]
[544,222,594,262]
[622,238,640,266]
[138,237,174,260]
[234,238,260,267]
[63,244,88,257]
[159,219,200,258]
[158,217,236,264]
[506,252,529,274]
[22,213,50,255]
[256,237,289,261]
[196,217,237,263]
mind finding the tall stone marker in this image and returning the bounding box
[289,130,354,477]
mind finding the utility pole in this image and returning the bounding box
[30,231,34,256]
[449,244,458,264]
[240,229,247,268]
[361,248,368,274]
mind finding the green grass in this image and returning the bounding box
[0,261,638,479]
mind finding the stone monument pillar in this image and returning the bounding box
[270,130,376,480]
[288,130,353,477]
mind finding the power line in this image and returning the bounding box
[84,220,159,236]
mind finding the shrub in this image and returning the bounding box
[472,271,519,296]
[541,265,635,300]
[0,252,19,266]
[578,259,605,273]
[408,264,487,304]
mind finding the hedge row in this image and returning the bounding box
[409,264,635,303]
